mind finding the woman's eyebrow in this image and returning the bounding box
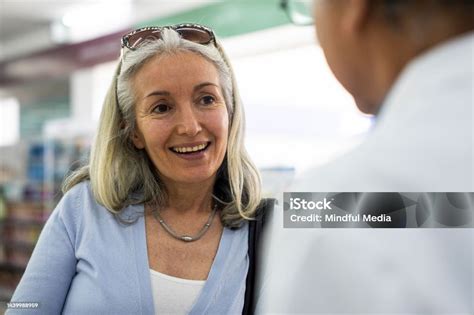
[194,82,219,92]
[144,83,218,99]
[145,90,170,99]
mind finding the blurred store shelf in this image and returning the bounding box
[0,136,90,304]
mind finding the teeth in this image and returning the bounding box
[172,143,207,153]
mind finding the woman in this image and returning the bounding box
[9,24,263,314]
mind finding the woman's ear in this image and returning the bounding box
[131,128,145,149]
[122,118,144,149]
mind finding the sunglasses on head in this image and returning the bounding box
[121,23,216,50]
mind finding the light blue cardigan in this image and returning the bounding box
[8,182,249,314]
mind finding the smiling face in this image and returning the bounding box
[131,51,229,187]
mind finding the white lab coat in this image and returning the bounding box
[255,32,474,313]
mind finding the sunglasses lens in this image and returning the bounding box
[126,30,162,49]
[176,27,213,44]
[123,26,214,50]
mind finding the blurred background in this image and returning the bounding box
[0,0,372,307]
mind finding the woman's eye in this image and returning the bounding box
[200,95,216,105]
[153,104,170,113]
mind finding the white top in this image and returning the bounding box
[150,269,205,315]
[256,32,474,314]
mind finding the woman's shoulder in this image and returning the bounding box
[53,181,142,241]
[59,180,97,211]
[61,180,144,225]
[53,180,106,227]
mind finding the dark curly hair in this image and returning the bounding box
[374,0,474,26]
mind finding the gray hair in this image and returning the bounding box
[63,28,262,228]
[118,29,234,132]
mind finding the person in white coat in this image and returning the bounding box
[256,0,473,313]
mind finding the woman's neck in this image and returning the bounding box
[162,177,216,214]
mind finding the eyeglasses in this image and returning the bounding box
[280,0,314,26]
[121,23,216,50]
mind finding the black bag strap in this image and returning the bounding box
[242,198,276,315]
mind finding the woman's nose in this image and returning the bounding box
[175,106,202,136]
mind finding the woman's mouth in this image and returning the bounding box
[169,142,210,155]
